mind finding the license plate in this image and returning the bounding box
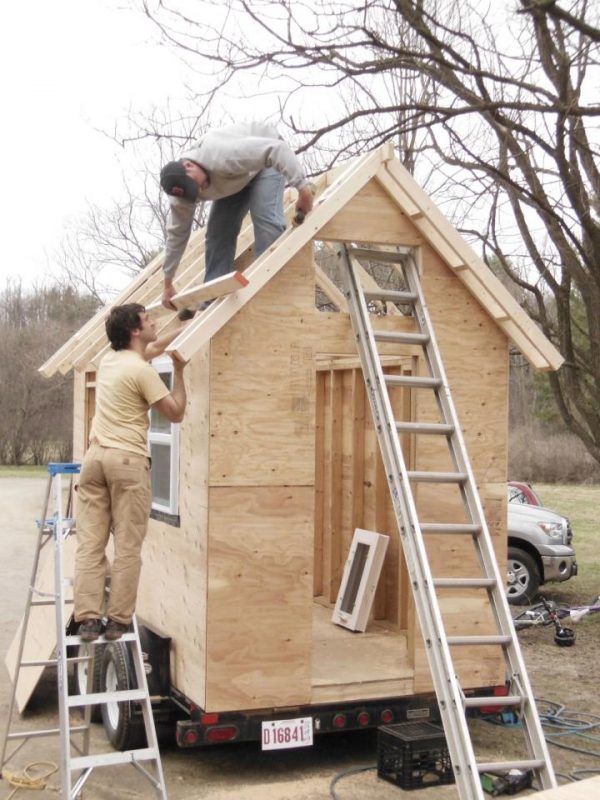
[261,716,313,750]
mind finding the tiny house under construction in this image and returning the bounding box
[40,144,562,730]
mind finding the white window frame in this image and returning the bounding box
[331,529,389,632]
[148,356,180,515]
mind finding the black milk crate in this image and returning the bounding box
[377,721,454,790]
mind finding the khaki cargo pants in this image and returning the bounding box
[74,444,152,625]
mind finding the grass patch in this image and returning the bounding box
[0,465,47,478]
[535,483,600,609]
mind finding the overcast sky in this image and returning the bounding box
[0,0,189,288]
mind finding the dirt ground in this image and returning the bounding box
[0,476,598,800]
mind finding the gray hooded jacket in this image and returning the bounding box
[163,121,309,280]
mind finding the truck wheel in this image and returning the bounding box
[507,547,540,606]
[70,642,104,723]
[100,643,146,751]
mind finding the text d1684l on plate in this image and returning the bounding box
[261,716,313,750]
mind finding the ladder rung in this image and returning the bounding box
[396,422,454,435]
[407,471,467,483]
[31,598,73,606]
[67,689,146,707]
[364,289,417,304]
[21,658,58,667]
[464,695,523,709]
[66,655,93,664]
[421,523,481,535]
[70,747,159,771]
[447,635,512,646]
[374,331,429,345]
[476,759,546,774]
[385,375,441,389]
[349,247,407,264]
[433,578,496,588]
[8,725,88,740]
[65,632,136,646]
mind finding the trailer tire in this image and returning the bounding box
[100,643,146,751]
[70,642,104,723]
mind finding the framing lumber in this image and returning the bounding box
[145,271,249,319]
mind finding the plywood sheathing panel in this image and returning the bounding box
[311,604,413,703]
[318,179,425,245]
[411,244,508,692]
[137,345,210,705]
[205,486,313,711]
[72,369,86,462]
[208,245,316,487]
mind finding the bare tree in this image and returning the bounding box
[139,0,600,462]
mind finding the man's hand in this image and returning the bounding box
[162,280,177,310]
[293,184,314,226]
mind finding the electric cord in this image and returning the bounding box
[2,761,58,800]
[329,764,376,800]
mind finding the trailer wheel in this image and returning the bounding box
[100,643,146,751]
[70,642,104,723]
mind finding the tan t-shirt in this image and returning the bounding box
[90,349,170,457]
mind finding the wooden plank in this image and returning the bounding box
[311,603,413,703]
[529,776,600,799]
[146,271,249,317]
[315,264,348,311]
[208,246,316,487]
[318,179,424,245]
[137,345,210,704]
[205,486,313,711]
[313,372,325,597]
[167,146,392,363]
[328,369,343,603]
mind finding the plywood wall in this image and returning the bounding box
[137,345,210,702]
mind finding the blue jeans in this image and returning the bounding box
[204,167,286,283]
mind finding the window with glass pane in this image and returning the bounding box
[148,360,179,515]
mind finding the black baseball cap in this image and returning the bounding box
[160,161,199,202]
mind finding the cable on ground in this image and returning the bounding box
[329,764,376,799]
[2,761,58,800]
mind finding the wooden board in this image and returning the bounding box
[208,246,317,487]
[205,486,313,711]
[311,603,413,703]
[5,533,76,712]
[529,777,600,798]
[318,178,425,245]
[145,271,249,319]
[137,345,210,704]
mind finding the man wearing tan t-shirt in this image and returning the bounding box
[74,303,188,642]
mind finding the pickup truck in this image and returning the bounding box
[507,488,578,605]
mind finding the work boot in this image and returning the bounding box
[105,620,130,641]
[79,618,104,642]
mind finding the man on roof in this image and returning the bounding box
[159,120,313,318]
[74,304,188,642]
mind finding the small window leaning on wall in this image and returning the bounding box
[149,356,180,515]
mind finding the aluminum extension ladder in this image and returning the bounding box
[339,245,556,799]
[0,462,168,799]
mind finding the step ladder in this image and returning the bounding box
[338,245,556,799]
[1,463,168,799]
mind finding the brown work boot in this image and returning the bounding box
[105,620,130,641]
[79,618,104,642]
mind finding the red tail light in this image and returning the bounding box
[333,714,346,729]
[201,713,220,725]
[357,712,370,726]
[206,725,238,743]
[381,709,394,723]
